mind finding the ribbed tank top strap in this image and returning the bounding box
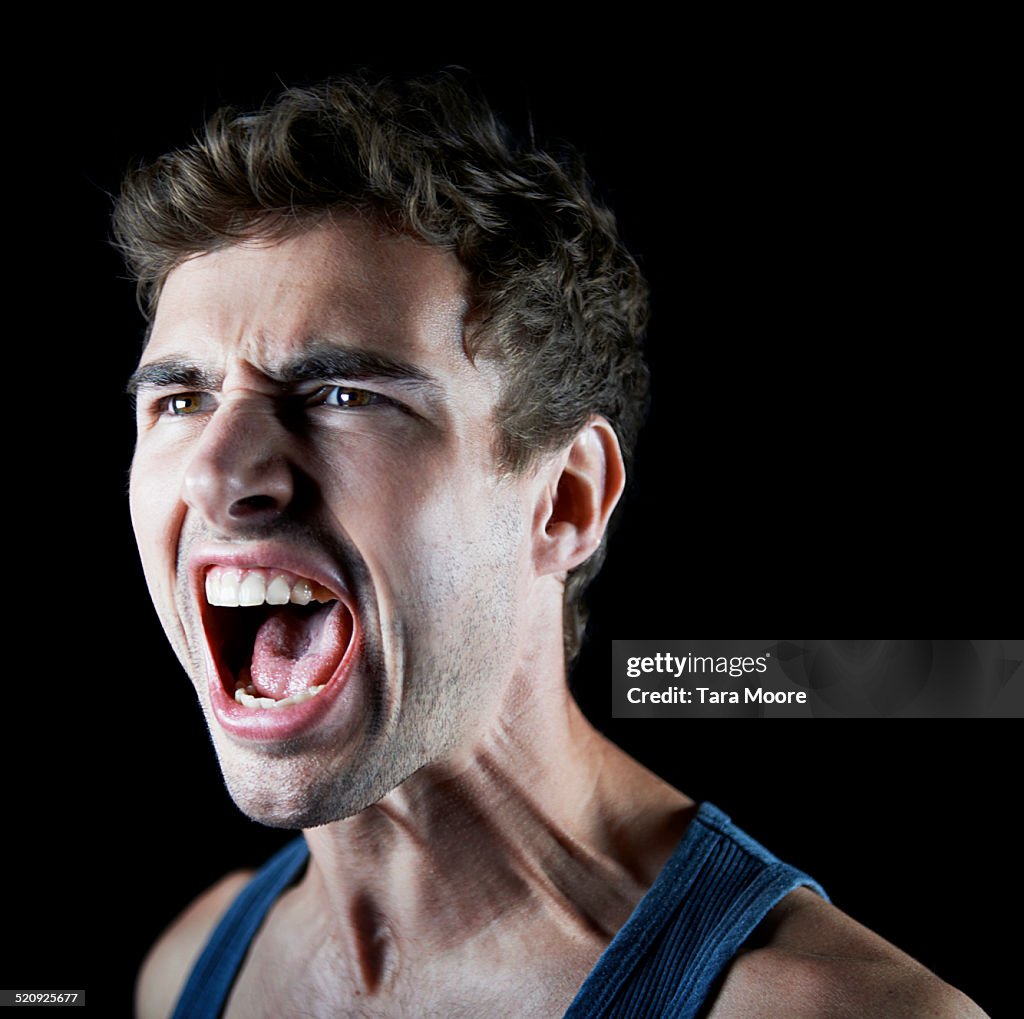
[563,803,828,1019]
[171,837,310,1019]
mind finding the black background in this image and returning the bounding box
[11,33,1014,1016]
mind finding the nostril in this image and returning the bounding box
[228,494,282,518]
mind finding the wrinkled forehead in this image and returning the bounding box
[144,217,480,378]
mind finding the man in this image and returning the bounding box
[121,74,984,1017]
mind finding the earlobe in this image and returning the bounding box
[534,417,626,576]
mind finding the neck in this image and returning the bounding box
[296,662,692,990]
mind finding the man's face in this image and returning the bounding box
[129,220,541,828]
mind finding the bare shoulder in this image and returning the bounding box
[705,887,988,1019]
[135,870,253,1019]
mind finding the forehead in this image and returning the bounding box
[144,217,474,374]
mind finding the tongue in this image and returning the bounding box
[250,602,353,701]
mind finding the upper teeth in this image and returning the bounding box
[205,567,336,608]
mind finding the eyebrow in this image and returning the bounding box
[126,361,221,398]
[285,345,442,397]
[126,344,446,403]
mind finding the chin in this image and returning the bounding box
[216,751,402,831]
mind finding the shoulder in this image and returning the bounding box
[704,887,988,1019]
[135,869,254,1019]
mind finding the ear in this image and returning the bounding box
[534,416,626,576]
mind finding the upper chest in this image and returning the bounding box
[220,901,604,1019]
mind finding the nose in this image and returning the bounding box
[182,399,296,534]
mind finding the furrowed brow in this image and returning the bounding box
[126,360,224,399]
[125,347,446,405]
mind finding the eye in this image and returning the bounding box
[310,386,382,409]
[163,392,213,416]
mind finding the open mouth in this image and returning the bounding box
[202,566,355,710]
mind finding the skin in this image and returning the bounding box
[131,219,986,1018]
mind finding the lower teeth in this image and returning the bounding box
[233,679,326,709]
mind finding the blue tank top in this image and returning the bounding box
[171,803,826,1018]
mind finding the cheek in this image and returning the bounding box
[380,479,530,614]
[129,449,188,614]
[319,440,459,537]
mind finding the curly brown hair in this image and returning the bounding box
[114,72,650,665]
